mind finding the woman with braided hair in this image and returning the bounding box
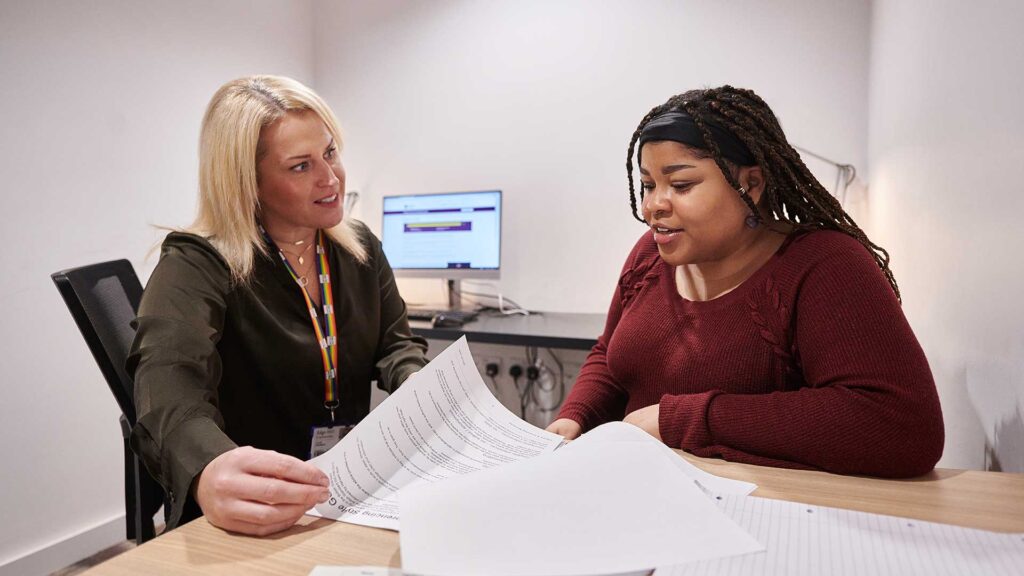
[547,87,944,477]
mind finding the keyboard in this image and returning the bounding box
[406,308,479,322]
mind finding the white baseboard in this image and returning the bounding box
[0,514,125,576]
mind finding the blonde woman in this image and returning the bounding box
[128,76,427,536]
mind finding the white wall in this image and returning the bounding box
[0,1,314,573]
[867,0,1024,471]
[313,0,872,311]
[10,0,1016,571]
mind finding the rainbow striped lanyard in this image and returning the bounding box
[263,227,340,423]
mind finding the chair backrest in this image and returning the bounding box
[52,259,143,423]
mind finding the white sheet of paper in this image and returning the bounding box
[655,495,1024,576]
[399,441,764,576]
[568,422,756,496]
[308,567,402,576]
[307,336,565,530]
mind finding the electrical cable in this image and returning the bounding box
[521,346,564,414]
[542,347,566,409]
[516,376,531,420]
[450,283,531,316]
[509,364,527,419]
[426,282,528,317]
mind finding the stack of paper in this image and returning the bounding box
[307,337,762,575]
[399,438,763,575]
[307,337,565,529]
[656,495,1024,576]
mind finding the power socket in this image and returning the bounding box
[485,362,500,377]
[481,356,502,378]
[509,364,523,379]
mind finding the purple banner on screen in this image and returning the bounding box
[404,221,473,232]
[383,206,496,215]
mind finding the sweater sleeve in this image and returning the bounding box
[658,239,945,478]
[127,234,238,529]
[556,239,652,431]
[363,225,429,393]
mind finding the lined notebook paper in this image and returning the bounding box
[656,495,1024,576]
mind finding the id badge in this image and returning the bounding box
[310,423,355,458]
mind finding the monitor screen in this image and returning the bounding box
[381,190,501,279]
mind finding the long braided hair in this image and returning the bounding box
[626,86,900,301]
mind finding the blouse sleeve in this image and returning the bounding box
[658,238,945,478]
[127,234,237,528]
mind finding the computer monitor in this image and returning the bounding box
[381,190,502,307]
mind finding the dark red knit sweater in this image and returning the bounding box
[558,230,944,478]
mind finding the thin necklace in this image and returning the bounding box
[279,240,315,265]
[258,223,319,283]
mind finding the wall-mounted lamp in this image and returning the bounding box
[344,190,360,216]
[793,145,857,207]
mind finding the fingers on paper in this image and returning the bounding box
[545,418,582,440]
[227,474,331,506]
[239,447,330,486]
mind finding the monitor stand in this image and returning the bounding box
[446,279,462,311]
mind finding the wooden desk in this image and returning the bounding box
[86,454,1024,575]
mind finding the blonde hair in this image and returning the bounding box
[190,75,367,284]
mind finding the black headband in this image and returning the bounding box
[637,110,756,166]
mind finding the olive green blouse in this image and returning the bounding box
[127,221,427,528]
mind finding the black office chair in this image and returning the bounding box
[51,259,168,544]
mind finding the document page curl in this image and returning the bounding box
[308,337,563,530]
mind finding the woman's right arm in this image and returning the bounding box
[549,237,653,438]
[128,235,237,527]
[547,312,627,439]
[128,235,327,534]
